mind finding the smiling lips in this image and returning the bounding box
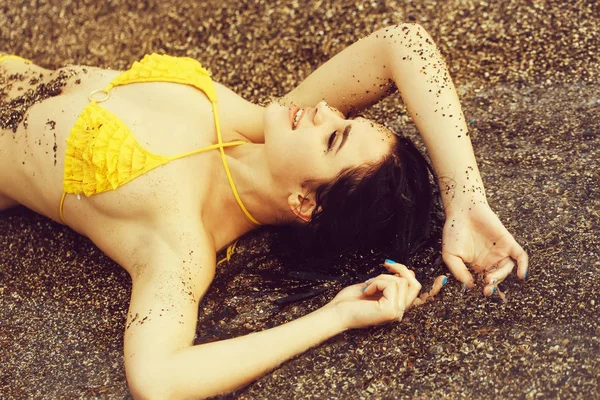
[289,106,307,130]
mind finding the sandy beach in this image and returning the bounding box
[1,0,599,398]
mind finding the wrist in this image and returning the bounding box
[438,173,488,212]
[320,302,351,334]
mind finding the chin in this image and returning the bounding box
[263,102,289,141]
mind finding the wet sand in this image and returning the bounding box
[1,0,599,399]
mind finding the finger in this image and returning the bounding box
[384,260,421,302]
[483,284,496,297]
[363,278,397,308]
[384,260,417,282]
[443,253,474,288]
[364,273,401,285]
[381,279,400,316]
[364,274,419,316]
[483,257,514,297]
[510,243,529,279]
[429,275,448,297]
[384,259,415,279]
[366,272,419,308]
[412,275,448,307]
[412,297,425,307]
[485,258,514,286]
[485,284,507,302]
[396,278,407,321]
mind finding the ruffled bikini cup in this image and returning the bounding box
[60,53,259,225]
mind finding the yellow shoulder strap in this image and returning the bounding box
[212,102,260,225]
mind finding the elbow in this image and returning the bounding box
[391,22,429,40]
[373,22,426,37]
[371,23,431,53]
[376,23,436,62]
[127,362,222,400]
[127,365,177,400]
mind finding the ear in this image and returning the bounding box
[288,192,316,223]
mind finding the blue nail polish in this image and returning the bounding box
[524,271,528,279]
[362,285,369,293]
[442,277,448,286]
[385,259,397,264]
[491,287,496,295]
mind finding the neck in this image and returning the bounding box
[201,105,292,252]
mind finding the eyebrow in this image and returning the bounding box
[335,125,352,154]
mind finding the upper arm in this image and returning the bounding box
[129,231,216,307]
[280,25,411,115]
[123,225,217,396]
[123,225,215,363]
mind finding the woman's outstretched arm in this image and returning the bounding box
[124,234,424,399]
[125,256,344,399]
[282,23,528,293]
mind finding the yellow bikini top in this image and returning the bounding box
[0,54,32,64]
[60,53,260,225]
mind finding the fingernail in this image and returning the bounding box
[523,271,528,279]
[362,285,369,293]
[442,276,448,286]
[366,278,373,284]
[462,284,469,293]
[385,259,397,264]
[491,287,496,295]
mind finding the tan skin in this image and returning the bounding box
[1,23,527,398]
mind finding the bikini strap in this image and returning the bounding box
[71,53,261,226]
[160,110,260,225]
[212,102,261,225]
[217,239,239,266]
[165,141,247,162]
[59,192,67,224]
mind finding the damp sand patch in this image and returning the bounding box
[0,68,78,133]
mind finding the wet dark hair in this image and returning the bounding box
[280,135,435,264]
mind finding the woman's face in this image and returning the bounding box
[263,101,395,191]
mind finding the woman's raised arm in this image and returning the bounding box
[283,23,479,208]
[283,23,528,294]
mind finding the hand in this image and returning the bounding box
[327,260,447,330]
[442,201,529,297]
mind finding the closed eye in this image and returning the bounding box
[327,131,337,151]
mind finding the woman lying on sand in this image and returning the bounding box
[1,23,527,398]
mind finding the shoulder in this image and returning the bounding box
[214,82,265,143]
[120,217,217,286]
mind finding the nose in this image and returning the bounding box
[314,101,344,125]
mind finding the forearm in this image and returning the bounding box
[279,28,395,114]
[164,306,345,399]
[386,25,487,209]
